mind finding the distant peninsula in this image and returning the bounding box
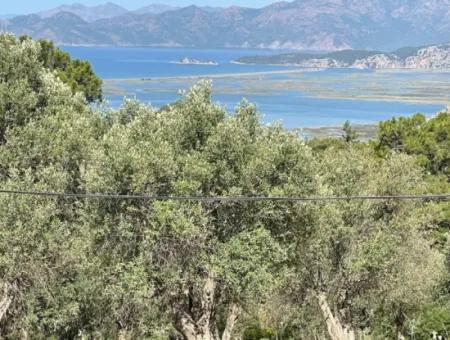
[171,58,218,66]
[235,44,450,70]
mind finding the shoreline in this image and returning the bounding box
[103,68,330,83]
[104,66,450,82]
[103,73,450,106]
[231,61,450,72]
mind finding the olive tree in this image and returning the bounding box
[0,34,446,339]
[286,146,446,339]
[83,84,323,339]
[0,34,103,337]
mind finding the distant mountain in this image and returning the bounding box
[0,14,17,19]
[4,0,450,51]
[133,4,179,15]
[8,12,110,45]
[37,2,128,22]
[199,6,224,13]
[236,44,450,70]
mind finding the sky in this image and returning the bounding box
[2,0,281,14]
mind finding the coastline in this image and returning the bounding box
[230,60,450,72]
[103,69,450,106]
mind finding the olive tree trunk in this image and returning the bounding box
[173,275,240,340]
[174,275,218,340]
[0,283,12,322]
[318,293,355,340]
[117,329,129,340]
[221,303,240,340]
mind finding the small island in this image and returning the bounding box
[171,57,218,65]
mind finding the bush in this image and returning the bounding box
[412,306,450,339]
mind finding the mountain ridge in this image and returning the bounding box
[37,3,129,22]
[3,1,450,51]
[133,4,180,15]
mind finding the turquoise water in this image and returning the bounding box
[62,46,287,78]
[62,47,446,128]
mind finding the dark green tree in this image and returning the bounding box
[37,38,102,102]
[375,112,450,179]
[342,120,359,143]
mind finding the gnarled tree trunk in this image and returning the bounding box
[318,293,355,340]
[118,329,129,340]
[221,302,240,340]
[0,283,12,322]
[173,275,241,340]
[173,275,220,340]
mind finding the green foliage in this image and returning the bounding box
[57,59,102,102]
[216,228,287,301]
[375,110,450,260]
[35,37,102,102]
[35,38,71,70]
[0,34,448,339]
[243,324,274,340]
[37,38,102,102]
[375,111,450,179]
[0,34,50,142]
[81,82,318,338]
[342,120,359,143]
[411,305,450,339]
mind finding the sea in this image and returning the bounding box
[62,46,447,128]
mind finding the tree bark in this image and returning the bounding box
[173,309,198,340]
[173,274,220,340]
[221,303,240,340]
[0,283,12,322]
[197,274,216,334]
[118,329,129,340]
[317,293,355,340]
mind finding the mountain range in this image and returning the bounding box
[36,3,128,22]
[0,15,17,20]
[2,1,450,51]
[35,3,181,22]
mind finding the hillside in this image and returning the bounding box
[236,44,450,69]
[3,0,450,50]
[37,3,128,22]
[236,50,388,65]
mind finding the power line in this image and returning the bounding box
[0,189,448,202]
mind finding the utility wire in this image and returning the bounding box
[0,189,448,202]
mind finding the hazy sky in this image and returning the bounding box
[3,0,281,14]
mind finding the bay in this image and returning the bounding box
[62,46,447,128]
